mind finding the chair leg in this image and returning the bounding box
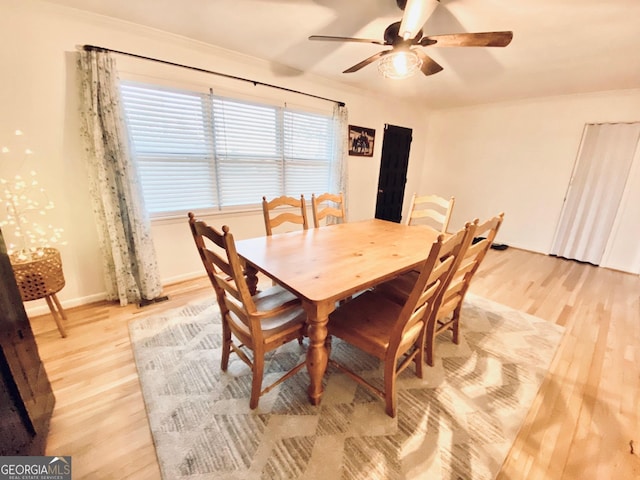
[425,317,437,367]
[249,353,265,409]
[384,361,397,418]
[415,343,424,379]
[221,320,232,371]
[452,306,461,345]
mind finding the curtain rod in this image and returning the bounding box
[82,44,345,107]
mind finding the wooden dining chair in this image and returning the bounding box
[427,212,505,364]
[405,193,455,234]
[377,213,504,366]
[311,192,346,228]
[326,224,471,417]
[188,212,307,409]
[262,195,309,236]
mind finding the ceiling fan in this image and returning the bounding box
[308,0,513,78]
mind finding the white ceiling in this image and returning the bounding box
[44,0,640,109]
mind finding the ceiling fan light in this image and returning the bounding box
[399,0,439,39]
[378,50,423,79]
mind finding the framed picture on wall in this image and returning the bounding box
[348,125,375,157]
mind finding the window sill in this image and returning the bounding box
[150,206,263,225]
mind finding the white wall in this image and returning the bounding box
[419,90,640,273]
[0,0,430,314]
[4,1,638,319]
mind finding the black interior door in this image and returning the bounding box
[374,124,412,223]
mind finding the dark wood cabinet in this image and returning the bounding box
[0,229,55,455]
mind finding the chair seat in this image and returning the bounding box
[227,285,306,339]
[377,268,466,309]
[252,284,299,312]
[374,271,419,305]
[329,290,403,359]
[438,291,463,319]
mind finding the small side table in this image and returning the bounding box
[10,248,67,338]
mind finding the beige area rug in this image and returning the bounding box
[129,293,564,480]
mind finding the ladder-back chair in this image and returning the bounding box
[428,212,504,364]
[376,213,504,365]
[311,192,346,228]
[326,223,472,417]
[262,195,309,236]
[188,212,307,409]
[406,193,455,234]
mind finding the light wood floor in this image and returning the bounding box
[30,247,640,479]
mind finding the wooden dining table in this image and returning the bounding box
[235,218,441,406]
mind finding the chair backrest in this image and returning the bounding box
[405,193,455,234]
[262,195,309,236]
[387,222,474,358]
[439,213,505,318]
[311,192,346,228]
[188,213,261,337]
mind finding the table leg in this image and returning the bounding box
[303,300,335,405]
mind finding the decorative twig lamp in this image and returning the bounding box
[1,130,68,337]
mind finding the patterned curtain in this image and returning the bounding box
[77,50,163,306]
[330,104,349,223]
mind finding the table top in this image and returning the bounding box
[235,219,440,303]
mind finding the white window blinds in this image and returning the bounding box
[283,110,335,196]
[120,81,335,215]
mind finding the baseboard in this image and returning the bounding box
[493,244,639,276]
[161,271,205,286]
[23,271,205,318]
[24,292,108,317]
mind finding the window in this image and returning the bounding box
[120,81,336,216]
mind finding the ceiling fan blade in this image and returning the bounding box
[309,35,386,46]
[421,31,513,47]
[398,0,440,40]
[343,50,392,73]
[414,49,444,76]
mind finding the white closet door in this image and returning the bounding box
[601,141,640,273]
[551,123,640,265]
